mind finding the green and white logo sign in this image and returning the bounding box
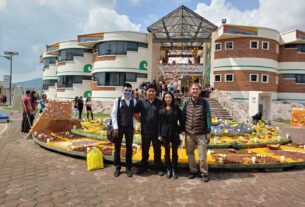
[83,91,92,98]
[139,60,147,70]
[83,64,93,73]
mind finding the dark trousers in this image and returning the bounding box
[164,143,178,170]
[114,126,133,170]
[87,110,93,120]
[141,132,162,171]
[21,113,31,133]
[78,108,83,119]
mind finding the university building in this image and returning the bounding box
[41,5,305,102]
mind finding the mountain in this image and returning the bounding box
[14,78,43,89]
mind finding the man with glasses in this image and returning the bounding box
[111,83,137,177]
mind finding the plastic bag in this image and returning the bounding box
[87,147,104,171]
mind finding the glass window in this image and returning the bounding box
[225,41,233,50]
[127,42,138,51]
[57,75,90,88]
[43,57,57,68]
[215,43,221,51]
[42,80,57,90]
[296,74,305,83]
[138,43,148,48]
[58,48,84,62]
[297,45,305,53]
[137,73,147,78]
[250,74,258,82]
[126,73,137,82]
[225,74,234,82]
[214,74,221,82]
[117,42,127,55]
[283,74,295,79]
[250,41,259,49]
[262,41,269,50]
[261,74,269,83]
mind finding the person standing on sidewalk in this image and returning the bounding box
[78,96,84,120]
[111,83,137,177]
[158,91,184,179]
[86,97,94,120]
[181,83,212,182]
[134,84,164,176]
[21,90,33,133]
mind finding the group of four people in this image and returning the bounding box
[111,82,211,181]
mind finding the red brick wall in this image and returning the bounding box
[214,37,279,61]
[213,70,278,92]
[278,74,305,93]
[57,88,65,92]
[279,47,305,62]
[91,82,116,91]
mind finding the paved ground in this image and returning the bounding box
[0,110,305,207]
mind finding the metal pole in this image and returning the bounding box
[9,55,12,105]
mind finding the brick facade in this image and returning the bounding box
[215,37,279,61]
[91,82,116,91]
[213,70,278,92]
[278,75,305,93]
[279,47,305,62]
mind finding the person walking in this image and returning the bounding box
[78,96,84,120]
[21,90,32,133]
[111,83,137,177]
[86,97,94,120]
[181,83,212,182]
[135,84,163,176]
[158,92,184,179]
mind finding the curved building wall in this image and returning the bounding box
[56,40,93,100]
[91,32,149,101]
[42,53,58,99]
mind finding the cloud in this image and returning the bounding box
[80,8,141,32]
[195,0,305,32]
[0,0,6,10]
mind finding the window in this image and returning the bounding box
[296,74,305,83]
[93,72,147,86]
[250,40,259,49]
[95,41,148,56]
[57,75,91,88]
[285,44,305,53]
[225,74,234,82]
[42,80,57,90]
[262,41,269,50]
[214,74,221,82]
[215,43,222,51]
[283,74,296,80]
[58,48,85,62]
[250,74,259,82]
[43,57,57,68]
[225,41,233,50]
[261,74,269,83]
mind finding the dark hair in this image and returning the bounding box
[190,82,201,89]
[26,90,31,95]
[123,83,132,88]
[162,91,175,107]
[146,84,156,91]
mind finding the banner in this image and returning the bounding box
[291,108,305,128]
[3,75,10,88]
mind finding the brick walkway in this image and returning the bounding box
[0,111,305,207]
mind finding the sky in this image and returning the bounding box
[0,0,304,82]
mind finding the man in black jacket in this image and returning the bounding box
[111,83,137,177]
[134,84,164,176]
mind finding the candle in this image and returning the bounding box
[207,150,211,156]
[73,125,76,129]
[47,139,50,144]
[252,156,256,164]
[280,156,285,162]
[254,137,257,143]
[219,157,223,164]
[286,134,289,139]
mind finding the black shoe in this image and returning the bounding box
[172,169,178,179]
[136,167,147,175]
[188,172,196,179]
[165,169,172,179]
[126,169,133,177]
[114,169,120,177]
[202,174,209,182]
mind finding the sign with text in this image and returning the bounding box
[3,75,10,88]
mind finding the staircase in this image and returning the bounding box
[208,98,232,120]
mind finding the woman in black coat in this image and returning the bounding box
[158,91,184,179]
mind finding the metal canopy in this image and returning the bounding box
[147,5,217,47]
